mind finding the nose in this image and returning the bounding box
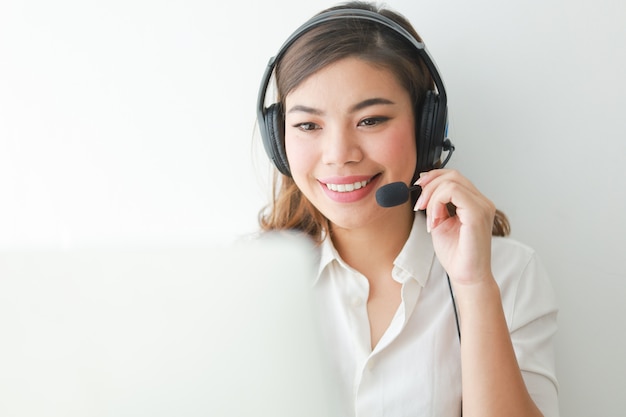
[321,126,363,167]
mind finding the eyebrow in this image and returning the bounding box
[350,97,396,112]
[287,105,324,115]
[286,97,396,115]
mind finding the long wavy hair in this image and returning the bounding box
[258,1,510,243]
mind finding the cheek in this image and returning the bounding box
[379,125,417,177]
[284,134,315,179]
[285,136,320,202]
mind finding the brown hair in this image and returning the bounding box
[258,1,510,241]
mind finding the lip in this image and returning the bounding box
[318,174,381,203]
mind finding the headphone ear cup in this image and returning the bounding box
[263,103,291,176]
[417,90,438,173]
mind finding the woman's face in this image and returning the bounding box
[284,57,417,231]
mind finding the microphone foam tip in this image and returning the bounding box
[375,182,410,208]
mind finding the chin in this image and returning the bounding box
[323,206,393,232]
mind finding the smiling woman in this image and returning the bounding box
[255,2,559,417]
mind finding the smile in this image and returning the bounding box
[325,180,370,193]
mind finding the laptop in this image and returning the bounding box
[0,235,337,416]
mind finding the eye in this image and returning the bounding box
[292,122,321,132]
[358,116,390,127]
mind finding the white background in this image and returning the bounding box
[1,0,625,415]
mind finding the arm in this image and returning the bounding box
[455,276,542,417]
[415,169,548,417]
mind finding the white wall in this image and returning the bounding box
[1,0,625,415]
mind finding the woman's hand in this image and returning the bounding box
[414,169,496,286]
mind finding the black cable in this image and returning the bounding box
[446,273,461,342]
[440,139,456,169]
[446,273,462,416]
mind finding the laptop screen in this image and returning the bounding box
[0,235,338,416]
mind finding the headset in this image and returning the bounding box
[257,8,455,178]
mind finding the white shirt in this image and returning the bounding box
[312,213,559,417]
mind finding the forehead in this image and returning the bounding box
[285,57,409,107]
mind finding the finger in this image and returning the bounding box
[425,181,461,232]
[416,169,479,195]
[414,170,481,211]
[425,180,495,232]
[427,200,455,233]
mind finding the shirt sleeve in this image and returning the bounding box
[494,239,560,417]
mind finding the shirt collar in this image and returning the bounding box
[314,213,436,287]
[393,213,435,287]
[315,230,341,285]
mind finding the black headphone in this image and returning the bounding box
[257,8,454,177]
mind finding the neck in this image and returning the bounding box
[330,206,414,278]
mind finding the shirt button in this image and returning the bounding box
[351,297,363,307]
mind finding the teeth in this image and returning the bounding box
[326,180,369,192]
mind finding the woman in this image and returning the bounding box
[257,2,558,416]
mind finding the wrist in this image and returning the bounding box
[452,277,502,316]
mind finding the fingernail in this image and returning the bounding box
[413,195,422,211]
[415,194,424,210]
[415,172,428,185]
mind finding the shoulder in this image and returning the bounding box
[491,236,536,268]
[490,236,542,290]
[490,237,557,328]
